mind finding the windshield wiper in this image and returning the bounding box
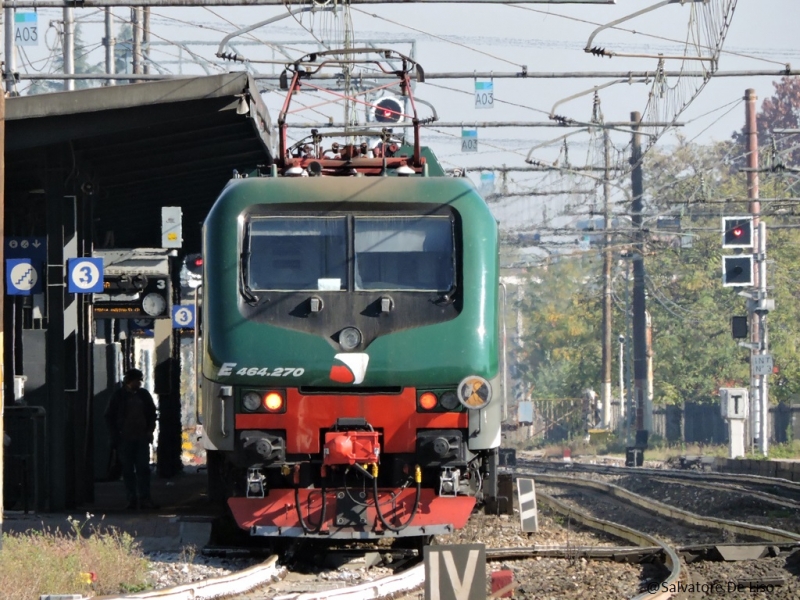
[239,252,260,304]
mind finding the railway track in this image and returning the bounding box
[530,472,800,600]
[520,456,800,535]
[98,460,800,599]
[520,455,800,503]
[530,472,800,545]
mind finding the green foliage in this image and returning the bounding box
[518,255,602,401]
[516,80,800,428]
[0,514,152,598]
[766,440,800,459]
[115,23,134,76]
[732,77,800,168]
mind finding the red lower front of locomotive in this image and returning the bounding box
[228,388,476,539]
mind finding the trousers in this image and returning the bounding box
[117,439,152,502]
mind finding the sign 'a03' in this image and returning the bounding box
[14,13,38,46]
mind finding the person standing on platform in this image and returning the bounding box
[105,368,160,510]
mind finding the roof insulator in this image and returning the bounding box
[396,165,416,176]
[285,166,307,177]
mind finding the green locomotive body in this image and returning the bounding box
[200,168,504,539]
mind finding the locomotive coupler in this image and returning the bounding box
[246,466,266,498]
[439,467,459,497]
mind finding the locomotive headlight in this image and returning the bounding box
[338,327,362,351]
[439,390,460,411]
[242,391,261,412]
[263,392,284,412]
[419,392,438,411]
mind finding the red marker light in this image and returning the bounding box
[383,110,392,118]
[732,227,743,237]
[194,258,203,267]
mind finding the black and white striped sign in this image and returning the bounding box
[516,478,538,533]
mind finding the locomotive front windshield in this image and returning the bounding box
[246,215,455,292]
[354,216,454,291]
[248,217,347,291]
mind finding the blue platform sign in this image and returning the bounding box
[68,258,104,293]
[6,258,41,295]
[172,305,195,329]
[7,237,47,293]
[7,236,47,261]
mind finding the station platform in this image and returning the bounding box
[3,465,216,552]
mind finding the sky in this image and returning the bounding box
[6,0,799,233]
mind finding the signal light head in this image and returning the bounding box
[722,216,753,248]
[372,96,404,124]
[723,255,754,287]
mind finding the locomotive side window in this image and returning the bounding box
[354,216,455,291]
[248,217,347,291]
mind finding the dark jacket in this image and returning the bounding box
[105,385,157,444]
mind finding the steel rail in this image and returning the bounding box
[648,476,800,511]
[536,490,682,600]
[520,457,800,497]
[97,556,284,600]
[532,473,800,544]
[285,563,425,600]
[487,544,661,561]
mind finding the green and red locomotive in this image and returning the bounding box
[198,50,505,540]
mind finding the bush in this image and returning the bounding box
[0,514,151,599]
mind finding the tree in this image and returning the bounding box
[732,77,800,169]
[27,24,104,95]
[512,133,800,425]
[114,23,134,76]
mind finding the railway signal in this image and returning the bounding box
[730,315,748,339]
[371,96,404,123]
[722,216,753,249]
[722,255,753,287]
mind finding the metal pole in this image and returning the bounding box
[758,222,768,456]
[63,7,75,91]
[143,7,150,75]
[624,265,633,443]
[257,68,800,80]
[618,335,624,432]
[745,88,760,454]
[630,111,648,447]
[286,120,680,130]
[104,8,116,85]
[0,0,623,6]
[132,7,142,76]
[601,126,612,429]
[3,7,14,93]
[14,70,800,81]
[0,7,6,545]
[645,310,653,433]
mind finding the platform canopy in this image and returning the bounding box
[6,72,274,251]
